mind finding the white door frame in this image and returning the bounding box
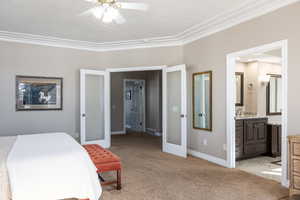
[123,79,146,133]
[80,69,111,148]
[226,40,288,187]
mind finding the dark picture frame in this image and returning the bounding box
[235,72,244,107]
[16,76,63,111]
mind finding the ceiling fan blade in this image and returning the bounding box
[84,0,98,3]
[80,7,105,19]
[118,2,148,11]
[79,8,95,16]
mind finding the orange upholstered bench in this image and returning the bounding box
[83,144,122,190]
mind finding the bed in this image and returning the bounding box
[0,133,102,200]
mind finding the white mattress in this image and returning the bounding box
[0,136,16,200]
[7,133,102,200]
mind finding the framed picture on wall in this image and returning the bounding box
[16,76,63,111]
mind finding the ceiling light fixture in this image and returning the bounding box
[81,0,148,24]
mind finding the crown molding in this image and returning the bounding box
[0,0,298,52]
[0,31,182,52]
[178,0,300,45]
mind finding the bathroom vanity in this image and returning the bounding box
[235,116,268,160]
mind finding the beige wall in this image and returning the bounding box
[184,2,300,159]
[1,2,299,160]
[236,61,258,114]
[145,71,162,134]
[0,41,182,138]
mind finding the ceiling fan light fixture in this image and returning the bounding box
[92,7,104,19]
[102,6,119,23]
[82,0,147,24]
[102,13,113,23]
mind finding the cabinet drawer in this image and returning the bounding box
[244,143,267,156]
[244,145,256,156]
[293,159,300,174]
[294,175,300,190]
[293,142,300,156]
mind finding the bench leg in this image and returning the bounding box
[117,169,122,190]
[98,173,105,182]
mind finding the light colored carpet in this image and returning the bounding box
[237,156,282,182]
[100,133,288,200]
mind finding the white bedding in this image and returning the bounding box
[0,136,16,200]
[7,133,102,200]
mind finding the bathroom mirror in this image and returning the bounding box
[235,72,244,106]
[267,74,282,115]
[193,71,212,131]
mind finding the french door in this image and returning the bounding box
[80,69,110,148]
[80,65,187,156]
[163,65,187,158]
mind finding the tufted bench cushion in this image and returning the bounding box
[83,144,122,190]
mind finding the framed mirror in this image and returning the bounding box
[267,74,282,115]
[235,72,244,106]
[193,71,212,131]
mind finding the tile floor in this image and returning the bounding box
[236,156,282,182]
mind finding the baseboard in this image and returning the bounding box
[282,179,289,188]
[188,149,227,167]
[111,131,126,135]
[146,128,162,137]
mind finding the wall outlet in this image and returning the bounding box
[203,139,207,146]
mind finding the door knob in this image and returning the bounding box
[180,114,185,118]
[82,114,86,117]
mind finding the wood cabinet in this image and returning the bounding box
[267,124,282,157]
[235,119,244,160]
[235,118,268,160]
[288,136,300,196]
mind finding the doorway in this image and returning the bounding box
[226,40,288,187]
[80,65,188,158]
[124,79,146,133]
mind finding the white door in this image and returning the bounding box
[163,64,187,158]
[80,69,110,148]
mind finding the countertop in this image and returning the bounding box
[235,115,268,120]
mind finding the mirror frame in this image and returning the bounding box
[192,71,212,132]
[266,74,282,116]
[235,72,244,107]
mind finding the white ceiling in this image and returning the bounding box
[0,0,297,51]
[238,49,282,64]
[0,0,270,43]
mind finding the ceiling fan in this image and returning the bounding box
[81,0,148,24]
